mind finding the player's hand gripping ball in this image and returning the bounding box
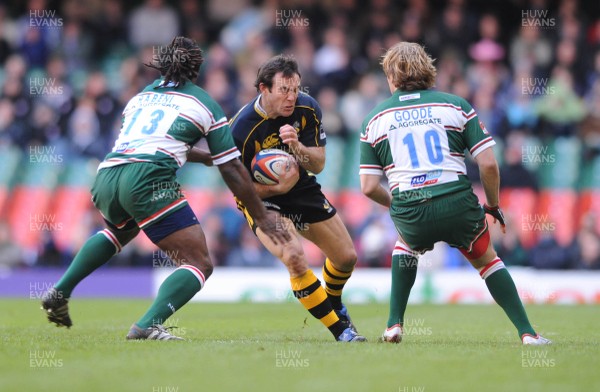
[251,149,294,185]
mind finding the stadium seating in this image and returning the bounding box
[50,159,97,253]
[7,155,61,250]
[500,188,538,248]
[538,137,581,189]
[537,189,578,246]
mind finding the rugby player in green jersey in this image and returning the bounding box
[41,37,288,340]
[360,42,550,345]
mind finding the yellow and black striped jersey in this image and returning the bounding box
[230,92,327,197]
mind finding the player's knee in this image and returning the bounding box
[200,260,214,279]
[111,227,139,246]
[330,250,358,271]
[344,249,358,268]
[182,251,213,278]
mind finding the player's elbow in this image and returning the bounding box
[311,161,325,174]
[477,158,499,176]
[474,148,499,173]
[360,176,379,197]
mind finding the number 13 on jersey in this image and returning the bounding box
[121,106,179,139]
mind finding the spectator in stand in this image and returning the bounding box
[498,69,539,138]
[178,0,205,38]
[313,27,352,92]
[317,87,347,138]
[579,78,600,159]
[340,73,386,134]
[225,229,279,268]
[203,67,238,118]
[129,0,180,48]
[530,232,572,269]
[0,99,21,146]
[472,86,504,138]
[569,213,600,270]
[553,38,586,95]
[66,99,103,160]
[29,101,61,148]
[0,222,23,268]
[38,55,75,132]
[467,38,509,95]
[16,0,60,68]
[435,50,465,95]
[219,4,269,55]
[426,3,473,60]
[535,66,587,136]
[56,20,90,73]
[500,131,539,190]
[490,215,529,267]
[1,56,33,147]
[92,0,128,60]
[358,214,396,268]
[0,5,14,66]
[81,71,122,153]
[509,22,553,78]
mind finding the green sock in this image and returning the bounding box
[481,259,536,338]
[387,253,418,328]
[136,266,204,328]
[54,231,119,297]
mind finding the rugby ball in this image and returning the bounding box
[251,149,293,185]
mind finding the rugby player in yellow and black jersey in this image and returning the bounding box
[230,55,365,342]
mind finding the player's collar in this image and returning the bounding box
[254,94,269,119]
[157,78,179,88]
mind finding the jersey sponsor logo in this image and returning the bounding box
[319,124,326,140]
[323,198,333,212]
[262,133,281,149]
[410,169,442,187]
[115,139,144,153]
[479,119,489,135]
[399,93,421,101]
[394,107,442,127]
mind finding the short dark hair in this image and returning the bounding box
[254,55,301,92]
[145,36,204,87]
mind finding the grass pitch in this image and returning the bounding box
[1,300,598,392]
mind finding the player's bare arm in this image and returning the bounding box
[219,159,291,244]
[474,148,506,233]
[474,148,500,207]
[279,124,325,174]
[360,174,392,208]
[187,146,213,166]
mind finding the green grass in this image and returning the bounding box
[1,300,598,392]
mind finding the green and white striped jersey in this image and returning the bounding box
[360,89,495,206]
[99,78,240,171]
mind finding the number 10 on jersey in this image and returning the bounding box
[402,129,445,168]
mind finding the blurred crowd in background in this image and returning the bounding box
[0,0,599,270]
